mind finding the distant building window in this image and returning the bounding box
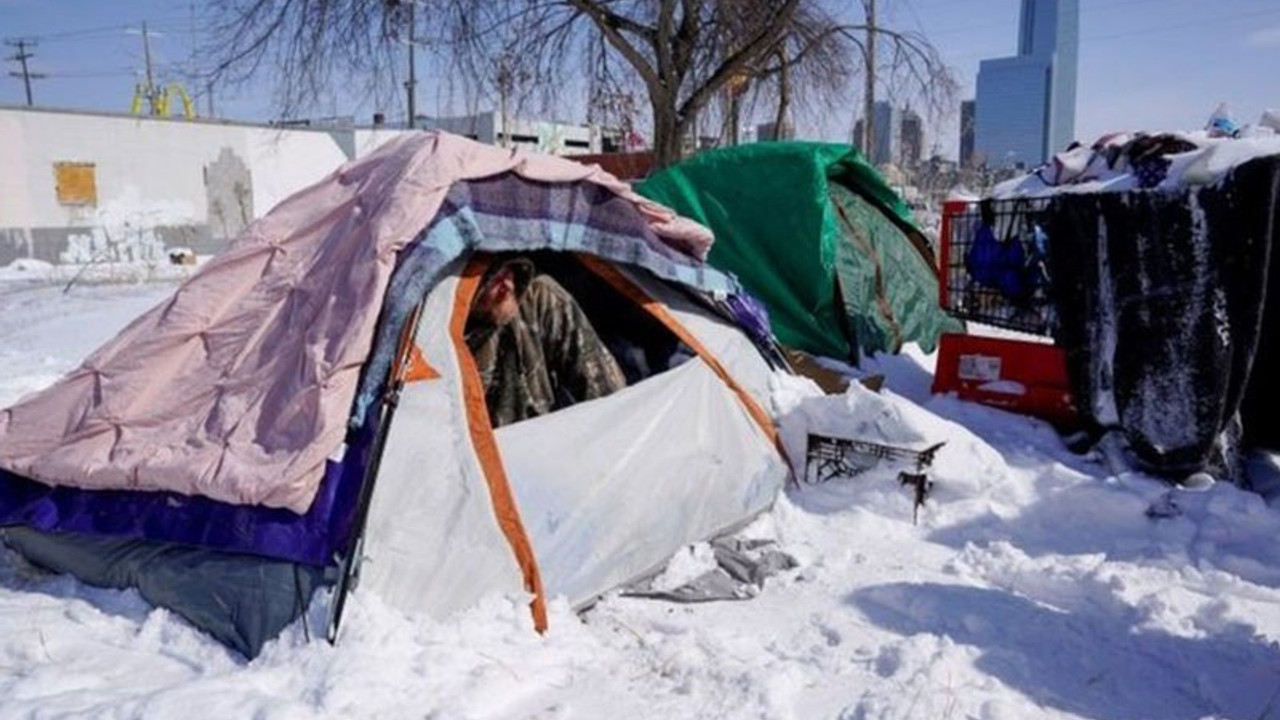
[54,162,97,206]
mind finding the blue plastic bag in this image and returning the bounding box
[966,222,1030,301]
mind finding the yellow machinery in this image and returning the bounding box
[130,83,195,119]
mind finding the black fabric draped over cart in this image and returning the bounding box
[1043,155,1280,477]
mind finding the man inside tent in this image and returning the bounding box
[465,256,628,427]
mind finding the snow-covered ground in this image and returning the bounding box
[2,281,1279,720]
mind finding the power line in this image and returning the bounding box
[19,14,197,42]
[1083,7,1280,43]
[43,68,139,79]
[29,24,129,42]
[917,3,1280,64]
[896,1,1280,45]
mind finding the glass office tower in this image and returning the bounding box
[974,0,1078,167]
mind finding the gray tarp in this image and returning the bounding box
[1,527,324,658]
[621,537,796,603]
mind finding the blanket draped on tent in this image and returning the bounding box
[0,133,714,516]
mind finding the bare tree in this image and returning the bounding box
[860,13,959,154]
[740,7,954,155]
[744,8,866,142]
[204,0,956,169]
[204,0,414,119]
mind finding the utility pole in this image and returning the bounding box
[492,50,528,148]
[862,0,876,160]
[188,0,208,118]
[405,1,417,127]
[125,21,167,115]
[496,54,511,149]
[729,89,741,146]
[5,38,45,106]
[141,21,157,114]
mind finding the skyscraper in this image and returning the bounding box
[959,100,976,168]
[974,0,1078,168]
[900,108,924,167]
[756,120,794,142]
[855,101,908,166]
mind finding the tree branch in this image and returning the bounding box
[677,0,801,120]
[566,0,662,94]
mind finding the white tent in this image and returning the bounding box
[0,133,791,656]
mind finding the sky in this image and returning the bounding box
[1,0,1278,161]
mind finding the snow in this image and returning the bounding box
[57,186,198,266]
[0,257,207,286]
[976,380,1026,396]
[3,280,1280,719]
[993,133,1280,199]
[642,543,722,592]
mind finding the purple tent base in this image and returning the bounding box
[0,428,371,568]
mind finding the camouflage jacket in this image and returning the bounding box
[465,274,627,427]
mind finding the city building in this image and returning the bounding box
[855,101,901,166]
[756,120,795,142]
[899,108,924,167]
[959,99,976,168]
[417,111,600,155]
[973,0,1078,168]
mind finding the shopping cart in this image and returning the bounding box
[931,198,1077,427]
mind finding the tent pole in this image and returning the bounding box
[325,299,426,645]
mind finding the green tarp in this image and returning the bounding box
[639,141,959,360]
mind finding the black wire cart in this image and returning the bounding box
[931,197,1078,427]
[803,434,945,523]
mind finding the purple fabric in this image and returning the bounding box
[0,428,372,567]
[726,292,775,348]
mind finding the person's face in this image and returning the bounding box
[474,270,520,326]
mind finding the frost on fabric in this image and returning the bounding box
[1048,154,1278,476]
[1126,193,1210,454]
[1091,212,1119,427]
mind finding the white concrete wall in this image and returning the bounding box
[355,128,414,156]
[0,107,414,264]
[244,127,353,217]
